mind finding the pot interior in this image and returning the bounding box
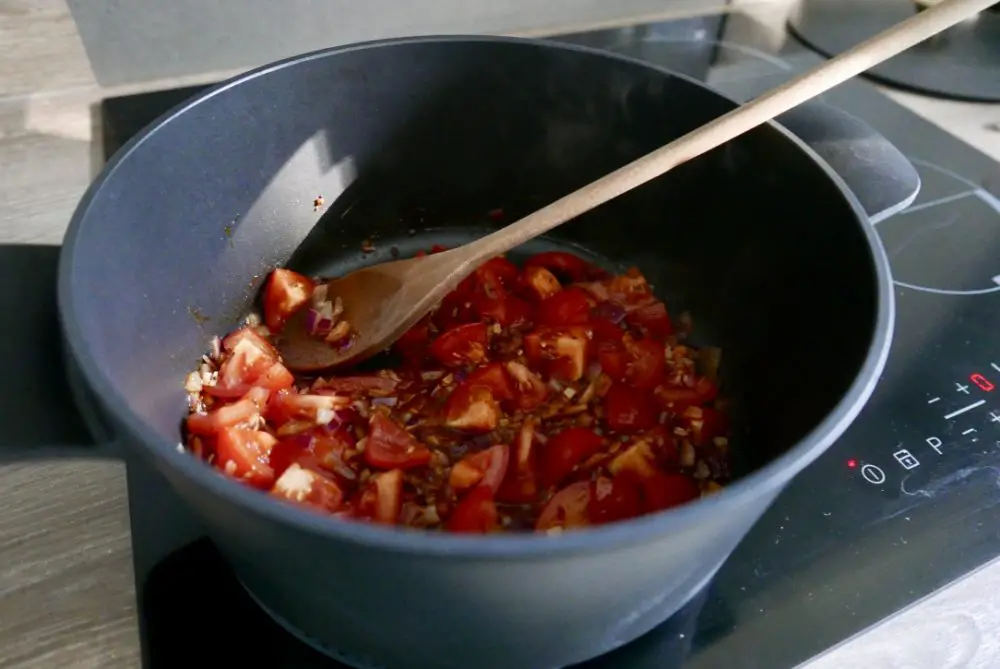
[63,37,881,486]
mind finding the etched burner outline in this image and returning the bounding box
[873,158,1000,296]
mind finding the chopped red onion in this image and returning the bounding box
[305,300,336,337]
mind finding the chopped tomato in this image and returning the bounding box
[475,256,520,289]
[524,251,594,283]
[444,384,500,433]
[449,444,510,493]
[520,266,562,302]
[394,316,431,361]
[262,268,315,332]
[589,476,642,525]
[637,471,700,513]
[208,328,282,398]
[623,337,666,390]
[655,377,718,409]
[472,293,534,328]
[215,428,277,489]
[604,383,658,432]
[607,269,653,305]
[465,363,514,402]
[596,341,629,381]
[625,301,673,339]
[435,287,479,331]
[309,429,356,474]
[497,421,539,503]
[255,362,295,391]
[272,462,345,511]
[447,486,499,533]
[504,361,549,411]
[590,317,625,343]
[267,436,309,478]
[524,325,592,382]
[541,427,604,487]
[429,322,489,367]
[356,469,404,524]
[365,414,431,469]
[186,397,261,436]
[266,391,349,426]
[536,287,591,326]
[536,481,591,531]
[314,375,399,395]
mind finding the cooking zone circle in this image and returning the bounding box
[874,158,1000,296]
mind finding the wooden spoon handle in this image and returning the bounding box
[460,0,992,265]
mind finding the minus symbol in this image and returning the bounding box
[927,397,941,404]
[963,428,977,435]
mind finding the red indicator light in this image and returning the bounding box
[847,459,857,469]
[970,373,995,392]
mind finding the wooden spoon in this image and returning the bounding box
[279,0,992,372]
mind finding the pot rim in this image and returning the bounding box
[58,34,896,558]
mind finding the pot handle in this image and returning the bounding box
[774,101,920,224]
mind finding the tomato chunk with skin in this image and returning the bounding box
[541,427,604,487]
[625,301,673,339]
[215,428,277,489]
[447,486,499,534]
[504,361,549,411]
[536,287,591,326]
[497,421,540,504]
[444,384,500,433]
[263,268,315,332]
[589,476,641,525]
[208,328,282,398]
[465,363,514,402]
[429,322,489,367]
[356,469,404,524]
[272,462,345,512]
[623,337,666,390]
[637,471,700,513]
[365,413,431,469]
[524,325,592,382]
[655,377,718,409]
[520,266,562,302]
[472,293,534,329]
[536,480,592,531]
[449,444,510,494]
[187,397,262,436]
[525,251,594,283]
[475,256,520,289]
[266,391,350,427]
[604,383,658,432]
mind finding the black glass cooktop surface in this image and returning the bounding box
[98,8,1000,669]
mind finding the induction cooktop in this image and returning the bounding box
[96,6,1000,669]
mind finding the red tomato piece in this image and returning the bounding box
[638,471,700,513]
[536,287,592,327]
[365,413,431,469]
[680,406,728,446]
[444,384,501,433]
[590,317,625,343]
[356,469,404,524]
[208,328,281,398]
[504,361,549,411]
[625,301,673,339]
[604,383,658,432]
[435,287,479,331]
[393,316,431,360]
[524,251,594,283]
[447,486,499,534]
[596,341,629,381]
[271,462,345,512]
[449,444,510,494]
[607,269,654,305]
[541,427,604,487]
[523,325,592,382]
[266,391,349,426]
[254,362,295,391]
[309,429,356,474]
[465,363,515,402]
[497,421,540,503]
[186,397,261,436]
[429,322,489,367]
[267,436,310,479]
[624,338,666,390]
[588,476,642,525]
[472,293,534,328]
[215,427,277,489]
[654,377,719,409]
[475,256,520,288]
[262,268,315,333]
[536,480,592,531]
[519,266,562,302]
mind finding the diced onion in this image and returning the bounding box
[305,302,335,337]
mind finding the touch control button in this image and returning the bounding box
[861,464,887,485]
